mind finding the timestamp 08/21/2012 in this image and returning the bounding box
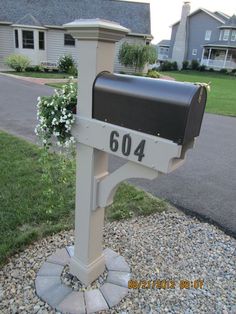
[128,279,204,290]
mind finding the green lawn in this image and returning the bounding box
[161,71,236,117]
[0,131,167,265]
[2,71,72,79]
[46,82,72,89]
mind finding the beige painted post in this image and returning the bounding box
[63,19,129,285]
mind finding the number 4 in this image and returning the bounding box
[134,140,146,162]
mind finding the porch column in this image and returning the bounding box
[207,48,212,67]
[223,49,229,69]
[201,48,205,65]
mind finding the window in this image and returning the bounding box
[192,49,197,56]
[223,29,230,41]
[205,30,211,41]
[231,30,236,41]
[39,31,45,50]
[64,34,75,46]
[14,30,19,48]
[219,30,223,40]
[22,30,34,49]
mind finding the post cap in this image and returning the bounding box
[63,18,130,42]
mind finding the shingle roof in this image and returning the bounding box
[15,14,43,27]
[157,40,170,47]
[0,0,151,34]
[171,8,227,27]
[220,15,236,29]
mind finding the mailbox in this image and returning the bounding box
[92,72,207,145]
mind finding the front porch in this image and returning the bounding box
[201,47,236,70]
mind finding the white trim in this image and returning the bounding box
[223,29,230,41]
[12,24,47,30]
[231,30,236,41]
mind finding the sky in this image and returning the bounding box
[126,0,236,43]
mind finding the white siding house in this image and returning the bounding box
[0,0,152,72]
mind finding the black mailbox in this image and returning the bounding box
[92,72,207,145]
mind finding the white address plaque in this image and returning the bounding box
[72,117,185,174]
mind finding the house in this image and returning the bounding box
[156,40,170,62]
[0,0,152,72]
[168,1,236,70]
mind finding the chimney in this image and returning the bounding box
[171,1,191,69]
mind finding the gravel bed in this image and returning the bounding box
[0,210,235,314]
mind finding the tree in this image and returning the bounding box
[118,42,157,72]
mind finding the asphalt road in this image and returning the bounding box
[0,74,236,235]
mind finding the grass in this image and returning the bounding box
[0,131,167,266]
[161,70,236,117]
[46,82,71,89]
[2,71,72,79]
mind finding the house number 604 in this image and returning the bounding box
[109,131,146,162]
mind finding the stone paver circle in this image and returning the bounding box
[35,247,130,314]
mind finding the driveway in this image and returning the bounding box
[0,75,236,235]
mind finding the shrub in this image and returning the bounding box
[198,65,206,72]
[35,79,77,149]
[160,61,179,71]
[208,68,215,72]
[231,68,236,73]
[118,42,157,72]
[68,65,78,77]
[160,61,173,71]
[58,55,76,74]
[219,68,227,74]
[146,70,161,78]
[172,61,178,71]
[191,59,199,70]
[5,54,31,72]
[182,60,189,70]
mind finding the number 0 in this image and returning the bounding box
[122,134,131,156]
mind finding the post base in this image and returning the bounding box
[69,254,105,286]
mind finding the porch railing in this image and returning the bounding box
[201,59,236,69]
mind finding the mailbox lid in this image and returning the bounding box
[93,73,207,145]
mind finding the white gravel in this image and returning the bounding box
[0,210,235,314]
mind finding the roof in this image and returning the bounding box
[0,0,151,35]
[14,14,43,27]
[203,40,236,49]
[171,8,227,27]
[220,15,236,29]
[157,40,170,47]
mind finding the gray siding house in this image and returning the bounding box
[156,40,170,61]
[0,0,152,72]
[168,1,236,70]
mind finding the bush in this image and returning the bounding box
[58,55,76,74]
[209,68,215,72]
[67,65,78,77]
[219,68,227,74]
[5,54,31,72]
[231,69,236,73]
[172,61,178,71]
[35,79,77,148]
[191,59,199,70]
[198,65,206,72]
[160,61,173,71]
[118,42,157,72]
[25,65,43,72]
[182,60,189,70]
[146,70,161,78]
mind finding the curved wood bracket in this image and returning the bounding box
[94,161,160,209]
